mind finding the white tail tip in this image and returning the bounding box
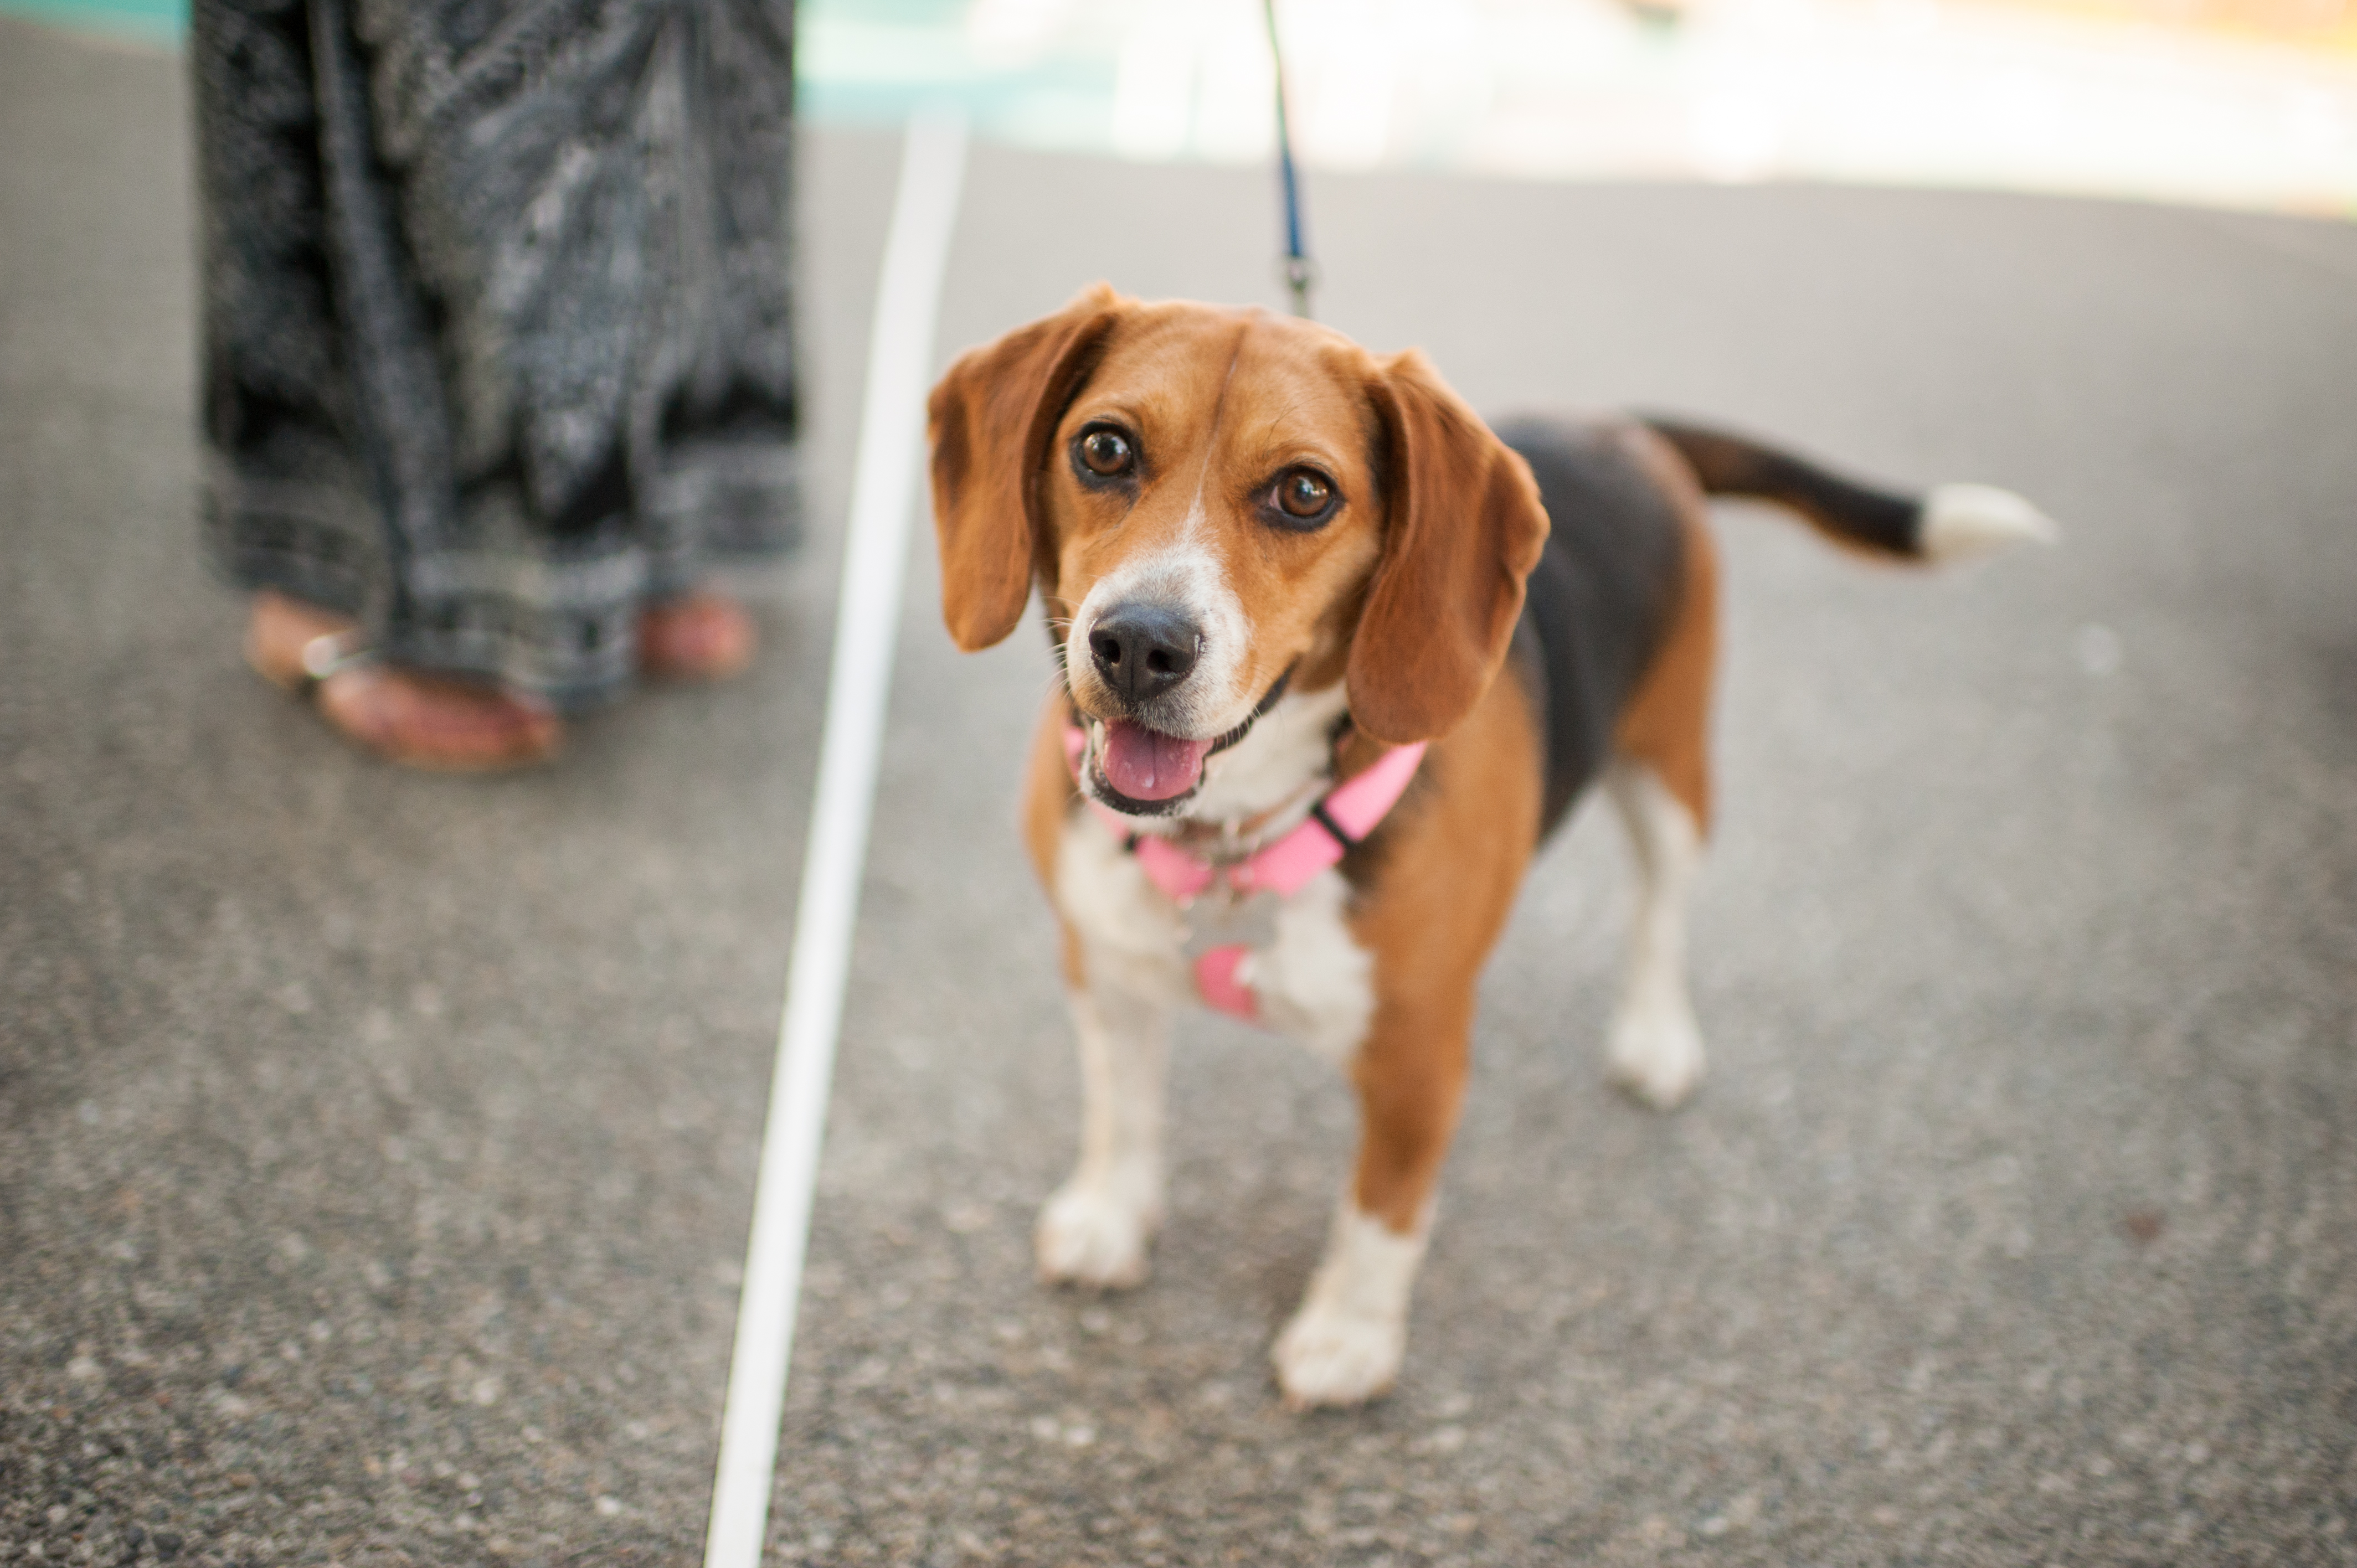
[1919,483,2060,565]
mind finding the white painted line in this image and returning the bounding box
[702,111,967,1568]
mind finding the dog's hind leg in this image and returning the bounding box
[1605,481,1717,1111]
[1604,759,1707,1110]
[1036,809,1189,1290]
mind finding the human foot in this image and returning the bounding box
[245,590,563,771]
[637,591,758,681]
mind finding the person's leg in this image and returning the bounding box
[192,2,560,765]
[632,8,801,684]
[209,3,796,756]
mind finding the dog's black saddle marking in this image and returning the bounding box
[1496,416,1690,840]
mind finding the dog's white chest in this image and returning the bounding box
[1055,809,1374,1067]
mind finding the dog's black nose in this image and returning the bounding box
[1089,604,1201,704]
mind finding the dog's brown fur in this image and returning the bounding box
[940,287,1587,1253]
[927,282,2034,1407]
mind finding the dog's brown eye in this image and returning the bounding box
[1275,468,1334,520]
[1079,427,1134,477]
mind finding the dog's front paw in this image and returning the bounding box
[1607,992,1705,1111]
[1272,1300,1406,1410]
[1036,1179,1157,1290]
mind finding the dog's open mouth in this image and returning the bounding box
[1079,666,1295,815]
[1100,720,1213,802]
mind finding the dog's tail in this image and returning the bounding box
[1640,416,2057,564]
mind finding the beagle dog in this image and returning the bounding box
[925,285,2050,1410]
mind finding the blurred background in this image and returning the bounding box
[14,0,2357,214]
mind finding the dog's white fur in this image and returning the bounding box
[1919,483,2058,565]
[1236,868,1376,1069]
[1067,519,1258,751]
[1185,682,1351,828]
[1041,693,1717,1401]
[1039,689,1404,1410]
[1272,1196,1434,1409]
[1604,760,1707,1111]
[1039,809,1186,1289]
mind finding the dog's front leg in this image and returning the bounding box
[1273,984,1470,1410]
[1036,809,1188,1290]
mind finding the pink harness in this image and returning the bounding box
[1063,722,1427,1025]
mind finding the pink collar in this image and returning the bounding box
[1063,721,1427,907]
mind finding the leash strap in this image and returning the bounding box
[1263,0,1315,319]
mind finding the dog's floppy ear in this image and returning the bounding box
[1346,349,1551,743]
[928,283,1126,652]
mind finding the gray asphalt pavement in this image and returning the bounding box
[5,16,2355,1566]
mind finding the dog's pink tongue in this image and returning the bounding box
[1100,719,1211,802]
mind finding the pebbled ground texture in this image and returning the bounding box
[3,16,2354,1567]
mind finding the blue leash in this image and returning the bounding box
[1263,0,1315,319]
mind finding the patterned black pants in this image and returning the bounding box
[194,0,801,710]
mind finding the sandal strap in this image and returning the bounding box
[296,629,378,690]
